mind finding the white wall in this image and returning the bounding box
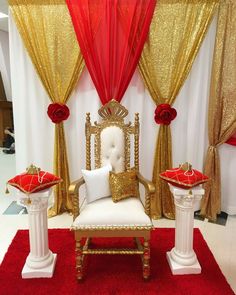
[0,29,11,100]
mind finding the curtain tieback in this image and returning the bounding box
[154,103,177,125]
[209,145,219,151]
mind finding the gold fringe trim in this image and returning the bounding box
[7,179,62,194]
[159,175,208,188]
[71,225,153,231]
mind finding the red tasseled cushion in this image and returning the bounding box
[8,171,62,193]
[160,164,209,189]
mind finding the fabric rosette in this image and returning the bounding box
[47,103,70,124]
[154,104,177,125]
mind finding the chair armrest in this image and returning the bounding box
[69,177,85,220]
[69,177,85,195]
[137,172,155,217]
[136,172,155,194]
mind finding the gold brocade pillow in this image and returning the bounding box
[109,170,139,203]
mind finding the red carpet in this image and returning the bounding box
[0,228,234,295]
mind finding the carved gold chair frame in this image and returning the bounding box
[69,99,155,280]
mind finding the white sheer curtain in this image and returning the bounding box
[0,30,11,100]
[220,145,236,214]
[9,13,236,215]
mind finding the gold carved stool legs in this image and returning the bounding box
[134,236,151,280]
[75,238,91,280]
[75,239,83,280]
[143,238,150,280]
[75,233,151,281]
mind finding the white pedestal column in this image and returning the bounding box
[166,185,204,275]
[17,189,57,278]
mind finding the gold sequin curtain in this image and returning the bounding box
[200,0,236,221]
[9,0,84,217]
[139,0,219,219]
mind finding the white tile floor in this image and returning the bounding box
[0,149,235,293]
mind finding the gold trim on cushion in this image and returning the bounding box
[159,175,209,188]
[109,170,139,203]
[71,225,153,231]
[8,179,62,194]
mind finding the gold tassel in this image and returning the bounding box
[5,184,9,194]
[27,193,31,204]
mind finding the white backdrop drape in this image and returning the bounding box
[9,13,236,215]
[0,30,11,100]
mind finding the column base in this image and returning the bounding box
[22,253,57,279]
[167,251,201,275]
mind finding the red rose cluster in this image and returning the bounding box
[154,104,177,125]
[47,103,70,124]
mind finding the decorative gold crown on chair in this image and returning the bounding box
[98,99,128,121]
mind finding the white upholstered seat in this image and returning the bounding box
[72,197,152,229]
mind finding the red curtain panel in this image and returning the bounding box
[66,0,156,104]
[226,131,236,146]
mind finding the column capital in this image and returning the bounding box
[169,185,204,208]
[17,189,52,212]
[169,185,204,197]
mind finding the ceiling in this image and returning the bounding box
[0,0,8,32]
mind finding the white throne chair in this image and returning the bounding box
[69,100,155,280]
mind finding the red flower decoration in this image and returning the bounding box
[154,104,177,125]
[47,103,70,124]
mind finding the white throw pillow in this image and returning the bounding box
[81,164,112,203]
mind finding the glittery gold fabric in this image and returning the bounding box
[109,170,139,203]
[9,0,84,217]
[200,0,236,221]
[139,0,219,219]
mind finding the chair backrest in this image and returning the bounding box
[85,100,140,173]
